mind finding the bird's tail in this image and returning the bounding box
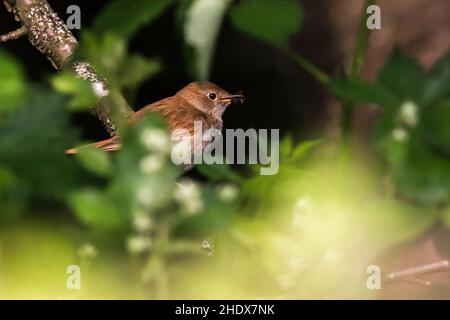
[65,137,121,154]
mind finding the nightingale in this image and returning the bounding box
[67,81,245,170]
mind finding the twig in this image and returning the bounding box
[405,278,431,287]
[384,260,450,286]
[0,25,27,42]
[1,0,135,136]
[288,51,330,85]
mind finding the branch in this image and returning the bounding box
[1,0,135,136]
[384,260,450,287]
[0,25,27,42]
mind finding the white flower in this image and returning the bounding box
[217,184,239,202]
[133,214,153,233]
[399,101,419,127]
[174,180,200,201]
[139,154,164,174]
[174,180,204,215]
[136,186,155,207]
[201,238,215,256]
[185,198,204,214]
[140,128,170,153]
[127,236,152,254]
[78,243,98,259]
[392,127,409,142]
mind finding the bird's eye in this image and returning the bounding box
[208,92,217,100]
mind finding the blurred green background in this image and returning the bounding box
[0,0,449,299]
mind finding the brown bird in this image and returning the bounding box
[67,82,244,169]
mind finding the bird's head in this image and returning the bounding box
[176,81,245,119]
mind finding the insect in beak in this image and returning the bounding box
[220,92,245,105]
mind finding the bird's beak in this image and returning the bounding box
[220,94,245,105]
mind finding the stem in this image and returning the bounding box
[289,51,330,85]
[384,260,450,286]
[151,215,170,299]
[340,0,374,162]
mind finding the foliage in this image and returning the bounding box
[51,72,98,110]
[0,50,25,112]
[0,89,86,205]
[230,0,303,50]
[332,50,450,206]
[75,32,162,97]
[0,0,448,300]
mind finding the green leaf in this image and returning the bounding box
[75,145,112,177]
[184,0,232,80]
[51,72,97,110]
[69,189,128,230]
[330,76,397,108]
[423,100,450,152]
[81,32,127,79]
[0,89,84,200]
[422,51,450,105]
[290,140,321,162]
[196,163,243,184]
[93,0,174,40]
[0,166,28,219]
[279,134,293,159]
[375,127,450,205]
[391,144,450,205]
[119,55,162,91]
[0,50,25,112]
[230,0,303,50]
[377,49,424,103]
[176,0,194,28]
[77,32,161,94]
[372,50,450,205]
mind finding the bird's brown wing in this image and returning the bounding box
[128,96,210,134]
[65,98,175,155]
[66,96,212,155]
[128,97,177,126]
